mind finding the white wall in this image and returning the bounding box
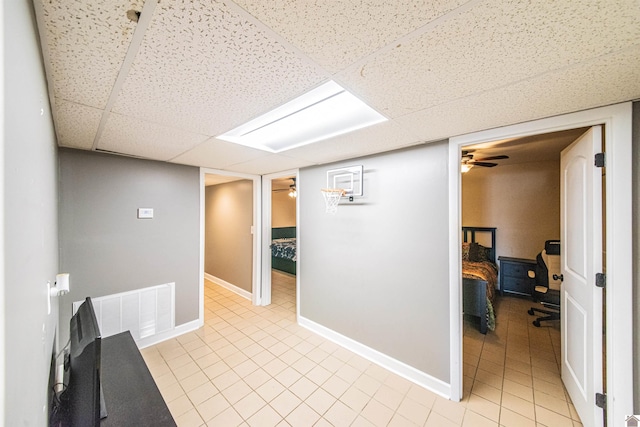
[3,1,60,425]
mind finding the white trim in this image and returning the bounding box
[261,169,299,307]
[204,273,252,301]
[137,319,202,349]
[0,1,5,420]
[449,102,633,425]
[299,316,451,398]
[200,167,262,308]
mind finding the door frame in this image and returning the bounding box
[260,169,299,307]
[448,102,633,425]
[199,167,263,319]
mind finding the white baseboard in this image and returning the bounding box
[204,273,252,301]
[298,316,452,399]
[137,318,203,349]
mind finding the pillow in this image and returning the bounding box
[461,243,471,261]
[468,242,489,262]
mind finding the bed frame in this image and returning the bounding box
[462,226,497,334]
[272,227,296,275]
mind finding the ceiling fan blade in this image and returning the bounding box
[474,155,509,161]
[473,162,498,167]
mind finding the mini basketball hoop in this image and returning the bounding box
[321,188,346,214]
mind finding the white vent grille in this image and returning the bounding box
[73,283,175,342]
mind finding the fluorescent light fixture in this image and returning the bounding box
[217,81,387,153]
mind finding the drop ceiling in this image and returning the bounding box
[34,0,640,175]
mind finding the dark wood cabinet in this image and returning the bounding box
[498,256,537,297]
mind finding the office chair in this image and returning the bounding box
[527,240,561,327]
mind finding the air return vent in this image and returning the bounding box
[73,283,175,343]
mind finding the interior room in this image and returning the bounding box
[460,128,591,425]
[3,1,639,427]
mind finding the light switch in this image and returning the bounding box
[137,208,154,219]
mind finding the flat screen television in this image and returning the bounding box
[62,297,106,426]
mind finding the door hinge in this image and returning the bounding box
[595,392,606,409]
[595,152,605,168]
[595,273,606,288]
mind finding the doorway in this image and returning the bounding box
[260,169,299,310]
[200,168,262,321]
[459,127,590,425]
[448,103,633,425]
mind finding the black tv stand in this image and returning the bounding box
[100,331,175,426]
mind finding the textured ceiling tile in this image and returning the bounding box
[97,113,210,161]
[234,0,468,73]
[170,138,269,169]
[338,0,640,118]
[111,0,327,136]
[53,99,103,149]
[282,120,422,165]
[226,154,315,175]
[38,0,144,108]
[395,45,640,142]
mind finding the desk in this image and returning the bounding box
[101,332,175,426]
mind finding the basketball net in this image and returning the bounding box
[321,189,346,214]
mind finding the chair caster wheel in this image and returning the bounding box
[528,309,535,315]
[533,320,541,327]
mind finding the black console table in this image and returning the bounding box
[101,332,175,426]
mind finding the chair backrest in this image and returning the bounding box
[536,240,561,291]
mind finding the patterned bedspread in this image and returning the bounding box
[270,238,297,261]
[462,261,498,303]
[463,260,498,331]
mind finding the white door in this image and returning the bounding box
[560,126,604,427]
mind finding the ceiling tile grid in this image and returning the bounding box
[110,0,328,137]
[226,154,315,176]
[394,44,640,143]
[33,0,640,174]
[37,0,145,108]
[233,0,469,74]
[53,100,103,149]
[336,0,640,119]
[169,138,270,169]
[97,113,210,161]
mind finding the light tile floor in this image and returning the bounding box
[141,272,582,426]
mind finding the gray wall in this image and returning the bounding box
[204,180,253,293]
[3,1,60,425]
[299,142,451,382]
[58,149,200,343]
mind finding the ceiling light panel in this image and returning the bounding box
[234,0,468,73]
[217,81,387,153]
[110,0,326,137]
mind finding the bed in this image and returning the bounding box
[462,226,498,334]
[271,227,296,275]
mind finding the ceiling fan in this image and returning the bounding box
[272,178,297,197]
[461,150,509,172]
